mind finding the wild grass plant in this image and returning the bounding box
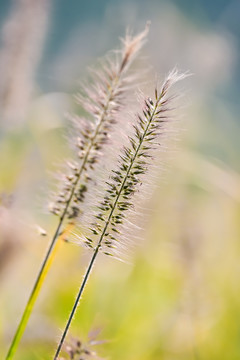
[54,68,187,360]
[4,25,188,360]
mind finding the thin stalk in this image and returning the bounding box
[54,244,100,360]
[53,97,160,359]
[5,77,119,360]
[5,223,73,360]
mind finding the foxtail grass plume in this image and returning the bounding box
[74,68,188,258]
[54,68,188,359]
[49,25,149,221]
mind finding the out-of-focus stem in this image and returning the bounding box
[5,223,74,360]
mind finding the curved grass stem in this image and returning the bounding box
[5,222,74,360]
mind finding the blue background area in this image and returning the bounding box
[1,0,239,89]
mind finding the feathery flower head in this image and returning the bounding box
[57,328,106,360]
[74,68,188,257]
[49,26,149,221]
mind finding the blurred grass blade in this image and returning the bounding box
[5,223,74,360]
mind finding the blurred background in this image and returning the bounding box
[0,0,240,359]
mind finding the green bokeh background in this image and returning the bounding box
[0,0,240,359]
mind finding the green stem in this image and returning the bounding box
[5,219,66,360]
[54,244,100,360]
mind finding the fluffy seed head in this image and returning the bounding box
[73,68,189,258]
[49,27,149,221]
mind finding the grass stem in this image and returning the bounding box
[5,223,73,360]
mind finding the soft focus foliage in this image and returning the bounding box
[0,0,240,359]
